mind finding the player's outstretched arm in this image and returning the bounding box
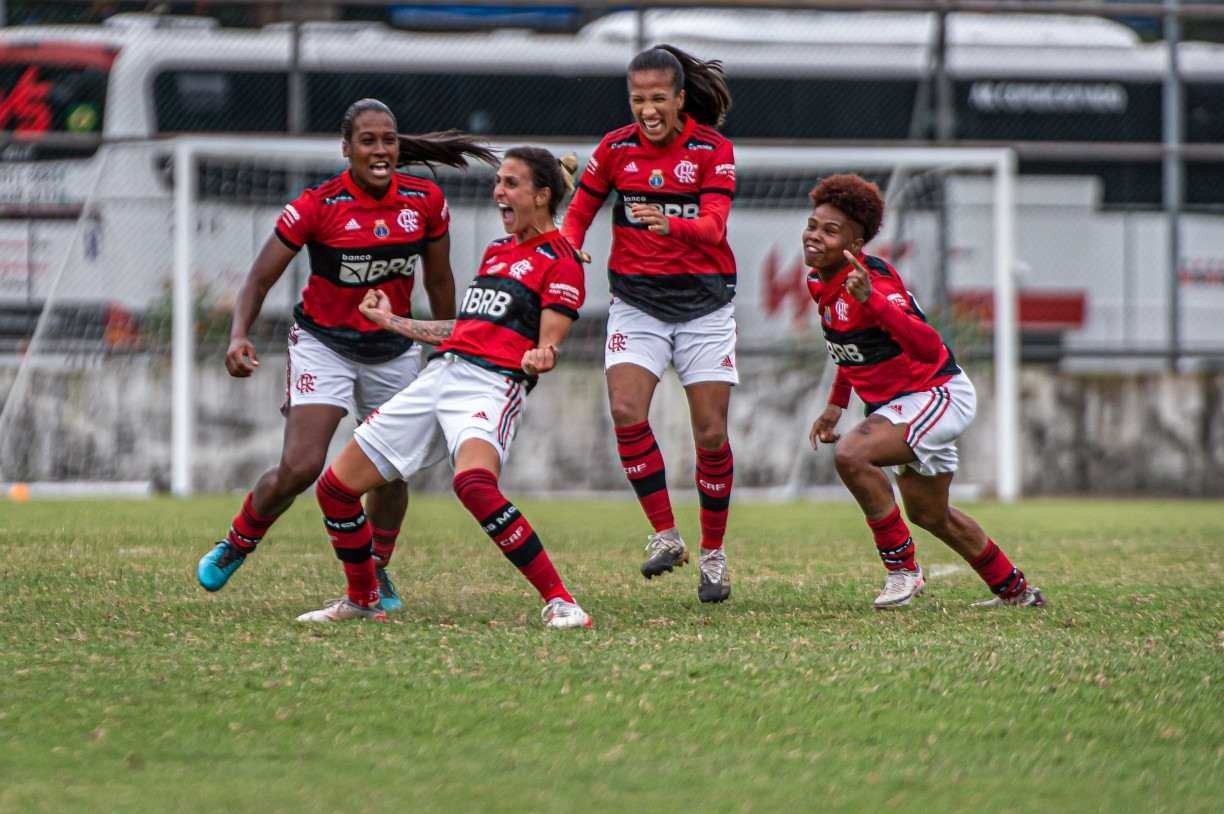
[227,235,297,377]
[521,310,575,376]
[359,289,454,345]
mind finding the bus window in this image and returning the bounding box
[0,42,111,161]
[153,70,287,133]
[305,72,627,137]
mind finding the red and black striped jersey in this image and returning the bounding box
[438,229,585,385]
[562,115,736,323]
[274,169,449,363]
[806,254,960,411]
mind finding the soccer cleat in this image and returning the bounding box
[197,540,247,592]
[640,528,689,578]
[697,547,731,603]
[540,597,593,629]
[374,565,404,613]
[873,565,925,609]
[295,598,388,623]
[972,585,1047,608]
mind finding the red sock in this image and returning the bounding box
[453,468,572,603]
[372,525,399,565]
[225,491,280,554]
[695,442,733,551]
[315,468,378,606]
[969,539,1028,599]
[615,421,674,532]
[867,506,917,571]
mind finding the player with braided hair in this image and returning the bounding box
[804,173,1045,609]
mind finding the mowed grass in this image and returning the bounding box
[1,496,1221,813]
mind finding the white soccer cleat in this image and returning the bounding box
[972,585,1047,608]
[873,565,925,609]
[295,598,388,623]
[540,597,593,629]
[640,528,689,578]
[697,547,731,603]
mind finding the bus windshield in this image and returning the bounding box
[0,42,113,161]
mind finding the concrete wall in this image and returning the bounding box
[3,354,1222,497]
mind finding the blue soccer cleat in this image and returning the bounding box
[375,564,404,613]
[197,540,247,592]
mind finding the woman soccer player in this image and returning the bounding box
[804,173,1045,609]
[196,98,495,612]
[561,44,737,603]
[295,147,592,628]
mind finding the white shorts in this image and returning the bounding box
[284,325,422,420]
[874,371,977,477]
[353,353,527,482]
[604,299,738,386]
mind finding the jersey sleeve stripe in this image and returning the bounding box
[274,227,301,251]
[544,303,580,321]
[577,180,609,200]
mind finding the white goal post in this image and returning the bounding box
[168,137,1019,500]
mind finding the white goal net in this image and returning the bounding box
[0,138,1017,500]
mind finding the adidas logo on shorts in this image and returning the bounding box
[472,411,489,421]
[720,355,735,369]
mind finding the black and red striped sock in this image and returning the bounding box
[615,420,675,533]
[695,442,734,551]
[969,539,1028,599]
[225,491,280,554]
[453,468,572,603]
[371,525,399,566]
[867,506,918,572]
[315,467,378,607]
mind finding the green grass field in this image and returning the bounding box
[1,495,1221,812]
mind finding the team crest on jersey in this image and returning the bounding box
[397,209,420,233]
[373,219,389,239]
[835,298,850,323]
[509,259,532,280]
[673,160,697,184]
[648,169,664,188]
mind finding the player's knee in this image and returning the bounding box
[833,438,868,477]
[608,398,647,427]
[279,457,326,495]
[906,504,948,534]
[692,424,727,451]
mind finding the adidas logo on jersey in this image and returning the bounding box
[624,161,638,174]
[345,218,361,231]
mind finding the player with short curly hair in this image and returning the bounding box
[804,173,1045,609]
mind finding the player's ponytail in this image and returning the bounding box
[340,98,498,170]
[628,44,732,129]
[395,130,499,171]
[504,146,575,217]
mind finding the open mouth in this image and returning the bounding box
[369,160,391,178]
[640,118,667,139]
[498,203,515,227]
